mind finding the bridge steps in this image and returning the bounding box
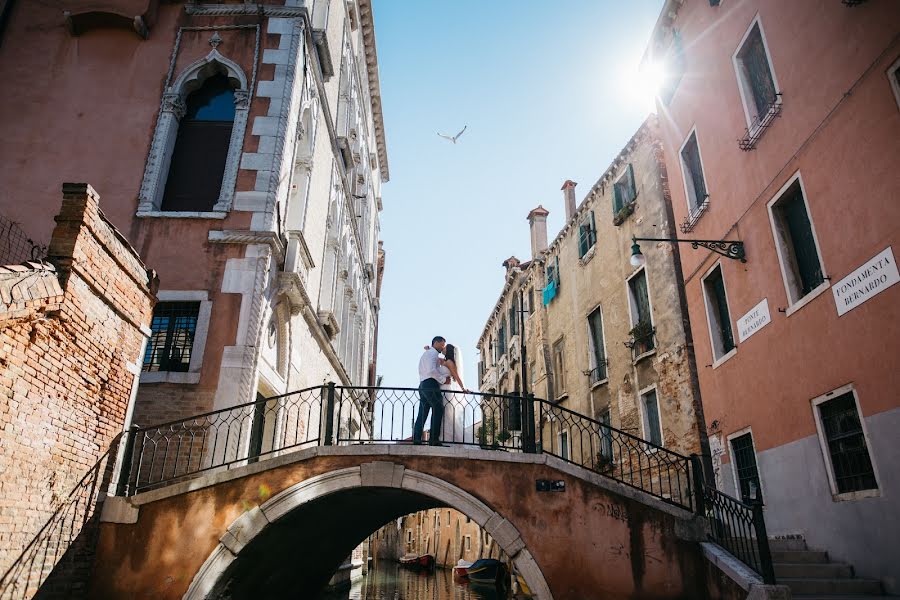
[771,536,890,598]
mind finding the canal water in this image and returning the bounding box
[321,562,511,600]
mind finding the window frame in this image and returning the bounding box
[766,172,830,316]
[888,55,900,111]
[701,261,737,367]
[140,291,212,385]
[638,384,664,448]
[586,304,608,386]
[811,384,881,501]
[726,427,765,503]
[626,266,656,359]
[552,337,567,398]
[137,50,251,218]
[578,210,597,259]
[612,163,638,213]
[732,15,782,133]
[558,429,570,461]
[678,126,710,217]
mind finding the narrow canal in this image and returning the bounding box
[321,562,511,600]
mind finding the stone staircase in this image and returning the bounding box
[771,537,893,599]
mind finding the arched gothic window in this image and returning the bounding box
[161,73,237,211]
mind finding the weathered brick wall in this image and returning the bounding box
[0,183,157,598]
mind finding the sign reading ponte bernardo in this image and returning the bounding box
[737,298,771,343]
[832,246,899,317]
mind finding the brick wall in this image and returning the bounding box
[0,183,157,598]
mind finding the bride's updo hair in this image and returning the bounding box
[444,344,456,362]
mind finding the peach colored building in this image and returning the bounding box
[645,0,900,592]
[0,0,388,436]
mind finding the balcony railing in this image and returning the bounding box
[738,93,783,151]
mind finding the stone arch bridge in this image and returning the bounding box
[82,385,771,599]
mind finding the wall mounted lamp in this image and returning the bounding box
[630,236,746,268]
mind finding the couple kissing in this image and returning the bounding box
[414,336,471,445]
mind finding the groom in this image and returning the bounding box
[414,336,448,445]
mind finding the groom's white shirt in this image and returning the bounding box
[418,347,445,383]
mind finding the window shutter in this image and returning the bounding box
[627,163,636,202]
[613,184,622,213]
[589,211,596,246]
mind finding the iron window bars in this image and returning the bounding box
[143,301,200,372]
[738,93,783,151]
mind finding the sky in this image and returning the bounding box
[371,0,665,390]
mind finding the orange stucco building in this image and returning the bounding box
[645,0,900,591]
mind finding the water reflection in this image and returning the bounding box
[321,562,510,600]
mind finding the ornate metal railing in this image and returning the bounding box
[118,387,322,494]
[0,438,119,600]
[738,93,783,151]
[700,485,776,584]
[114,384,774,581]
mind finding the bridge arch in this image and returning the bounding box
[183,462,553,600]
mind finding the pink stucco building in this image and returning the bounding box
[645,0,900,592]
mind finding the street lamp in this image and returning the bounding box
[630,236,746,266]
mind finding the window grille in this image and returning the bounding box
[820,393,877,493]
[731,433,762,503]
[143,302,200,372]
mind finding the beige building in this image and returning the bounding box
[477,117,706,463]
[373,508,499,567]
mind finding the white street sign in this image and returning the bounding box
[832,246,899,317]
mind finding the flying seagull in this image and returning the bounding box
[437,125,467,144]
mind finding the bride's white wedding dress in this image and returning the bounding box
[439,358,468,444]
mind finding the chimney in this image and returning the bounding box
[502,256,521,273]
[561,180,577,221]
[527,205,550,259]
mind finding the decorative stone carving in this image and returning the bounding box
[161,93,186,119]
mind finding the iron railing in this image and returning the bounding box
[700,484,776,584]
[114,384,774,582]
[738,93,783,151]
[0,438,120,600]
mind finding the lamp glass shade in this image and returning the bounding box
[630,241,646,268]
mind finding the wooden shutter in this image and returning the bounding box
[626,163,636,203]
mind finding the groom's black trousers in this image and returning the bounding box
[414,378,443,445]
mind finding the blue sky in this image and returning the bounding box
[371,0,664,389]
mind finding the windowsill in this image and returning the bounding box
[632,349,656,365]
[711,347,738,369]
[590,378,609,390]
[140,371,201,384]
[784,280,830,317]
[832,488,880,502]
[579,245,597,265]
[554,393,569,403]
[137,210,228,219]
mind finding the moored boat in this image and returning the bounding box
[399,553,434,570]
[452,559,474,578]
[466,558,507,584]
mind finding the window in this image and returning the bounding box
[543,256,560,305]
[889,56,900,110]
[734,19,780,129]
[816,391,877,495]
[659,30,686,105]
[498,317,507,356]
[627,269,655,354]
[502,392,522,431]
[144,302,200,372]
[768,176,826,308]
[587,307,607,383]
[509,297,519,336]
[552,338,566,396]
[559,431,569,461]
[529,361,536,388]
[730,432,762,503]
[434,512,440,528]
[578,211,597,258]
[680,130,709,216]
[464,535,472,550]
[162,73,237,212]
[702,265,736,361]
[599,409,613,461]
[640,388,663,447]
[613,164,637,213]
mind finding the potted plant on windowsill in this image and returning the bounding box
[625,320,655,355]
[612,201,636,226]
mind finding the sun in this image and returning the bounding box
[620,60,668,114]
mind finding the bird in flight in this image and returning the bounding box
[437,125,467,144]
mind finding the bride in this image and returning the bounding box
[434,343,470,444]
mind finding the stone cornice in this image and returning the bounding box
[357,0,390,182]
[185,4,308,18]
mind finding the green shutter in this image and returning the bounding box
[589,211,596,246]
[613,183,622,213]
[627,163,636,203]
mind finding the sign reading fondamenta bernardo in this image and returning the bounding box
[737,298,771,343]
[832,246,899,317]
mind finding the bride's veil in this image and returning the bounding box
[450,343,465,389]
